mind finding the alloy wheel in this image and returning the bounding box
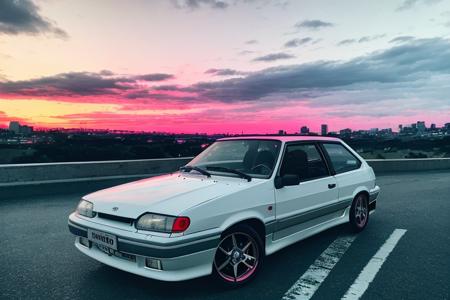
[213,232,259,283]
[355,194,368,228]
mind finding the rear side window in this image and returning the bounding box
[280,143,329,181]
[322,143,361,174]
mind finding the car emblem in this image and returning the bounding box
[112,207,119,212]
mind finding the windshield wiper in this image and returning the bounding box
[206,166,252,182]
[180,165,211,177]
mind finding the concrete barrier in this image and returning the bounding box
[0,157,193,186]
[367,158,450,173]
[0,157,449,186]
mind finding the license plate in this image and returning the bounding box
[87,229,117,250]
[95,244,136,262]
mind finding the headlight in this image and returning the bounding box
[77,199,96,218]
[136,213,190,233]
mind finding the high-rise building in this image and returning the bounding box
[278,130,285,135]
[445,123,450,132]
[417,121,426,133]
[398,124,403,132]
[321,124,328,136]
[300,126,309,134]
[430,123,436,130]
[9,121,20,134]
[8,121,33,135]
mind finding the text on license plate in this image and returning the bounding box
[87,229,117,250]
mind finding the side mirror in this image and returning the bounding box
[274,174,300,189]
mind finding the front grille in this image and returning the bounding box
[97,212,134,225]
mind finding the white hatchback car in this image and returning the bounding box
[68,136,379,286]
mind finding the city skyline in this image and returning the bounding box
[1,1,450,133]
[3,119,449,136]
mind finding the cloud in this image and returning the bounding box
[0,0,68,38]
[295,19,334,30]
[0,72,132,97]
[205,68,245,76]
[124,91,196,101]
[338,34,386,46]
[337,39,356,46]
[389,36,415,43]
[284,37,313,48]
[186,38,450,102]
[171,0,280,11]
[3,38,450,126]
[134,73,174,81]
[238,50,256,55]
[396,0,443,11]
[171,0,229,10]
[0,71,173,97]
[358,34,386,43]
[99,70,114,76]
[152,84,181,91]
[245,39,258,45]
[252,52,295,62]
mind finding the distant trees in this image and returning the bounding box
[405,152,428,159]
[1,135,449,164]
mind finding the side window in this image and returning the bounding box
[322,143,361,174]
[280,144,329,181]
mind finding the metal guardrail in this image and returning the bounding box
[0,157,449,186]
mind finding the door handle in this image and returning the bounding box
[328,183,336,189]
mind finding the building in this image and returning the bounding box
[417,121,426,133]
[445,123,450,133]
[8,121,33,135]
[379,128,393,137]
[21,125,33,135]
[321,124,328,136]
[430,123,436,130]
[398,124,403,133]
[300,126,309,134]
[9,121,21,134]
[278,130,285,135]
[340,128,352,138]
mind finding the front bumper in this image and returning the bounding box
[68,213,219,281]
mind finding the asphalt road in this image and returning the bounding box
[1,171,449,300]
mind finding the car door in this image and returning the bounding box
[273,142,339,240]
[320,142,367,206]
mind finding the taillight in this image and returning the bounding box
[172,217,190,233]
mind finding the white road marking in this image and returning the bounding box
[341,229,407,300]
[282,235,357,300]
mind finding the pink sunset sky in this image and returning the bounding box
[1,0,450,134]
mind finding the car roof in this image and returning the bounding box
[217,135,342,143]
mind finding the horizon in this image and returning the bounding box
[2,119,447,136]
[1,0,450,133]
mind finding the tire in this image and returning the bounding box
[349,193,370,232]
[212,224,263,287]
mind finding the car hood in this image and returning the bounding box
[84,173,260,218]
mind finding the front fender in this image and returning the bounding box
[217,210,268,233]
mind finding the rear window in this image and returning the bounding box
[322,143,361,174]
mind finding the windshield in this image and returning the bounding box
[188,139,282,179]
